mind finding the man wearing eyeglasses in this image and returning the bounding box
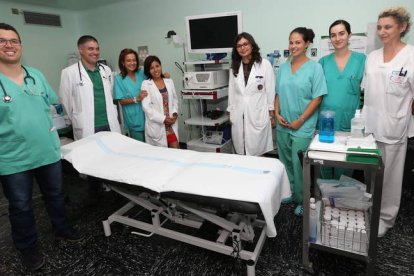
[0,23,82,271]
[58,35,121,141]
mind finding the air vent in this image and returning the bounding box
[23,11,62,27]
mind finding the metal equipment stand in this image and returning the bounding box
[302,142,384,275]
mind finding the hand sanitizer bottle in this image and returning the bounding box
[351,109,365,138]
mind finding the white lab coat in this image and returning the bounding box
[141,78,179,147]
[227,59,275,156]
[59,62,121,140]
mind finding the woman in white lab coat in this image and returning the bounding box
[228,32,275,156]
[362,6,414,237]
[141,56,179,148]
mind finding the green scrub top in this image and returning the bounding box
[0,66,60,175]
[114,70,145,132]
[319,51,366,131]
[276,60,327,138]
[85,64,109,128]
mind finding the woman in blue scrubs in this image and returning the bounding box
[275,27,327,216]
[114,48,148,141]
[319,20,366,179]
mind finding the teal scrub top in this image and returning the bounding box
[114,70,145,132]
[319,51,366,131]
[0,66,60,175]
[276,60,327,138]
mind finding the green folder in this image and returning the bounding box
[346,148,382,165]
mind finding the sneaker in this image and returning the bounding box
[281,196,293,204]
[294,205,303,216]
[20,246,45,271]
[55,227,83,243]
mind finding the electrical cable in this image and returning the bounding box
[175,62,184,75]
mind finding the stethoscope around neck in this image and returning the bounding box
[77,61,106,86]
[1,66,36,103]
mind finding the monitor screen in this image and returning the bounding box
[185,11,242,54]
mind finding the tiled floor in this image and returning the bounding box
[0,145,413,276]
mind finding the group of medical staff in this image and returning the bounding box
[229,6,413,241]
[0,4,413,272]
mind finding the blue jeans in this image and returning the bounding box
[1,160,69,250]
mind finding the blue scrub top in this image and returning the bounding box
[0,66,60,175]
[319,51,366,131]
[276,60,327,138]
[114,70,146,132]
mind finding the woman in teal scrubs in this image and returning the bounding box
[275,27,327,216]
[319,20,366,179]
[114,48,148,141]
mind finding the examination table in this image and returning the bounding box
[61,132,290,275]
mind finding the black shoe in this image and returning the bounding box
[55,227,83,243]
[20,246,45,271]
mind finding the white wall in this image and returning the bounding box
[1,0,413,139]
[0,1,80,90]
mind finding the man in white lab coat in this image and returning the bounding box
[59,35,120,140]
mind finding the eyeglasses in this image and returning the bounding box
[236,42,250,49]
[0,38,21,46]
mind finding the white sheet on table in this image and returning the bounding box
[61,132,291,237]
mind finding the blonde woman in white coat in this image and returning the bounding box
[141,56,179,148]
[228,32,275,156]
[362,7,414,237]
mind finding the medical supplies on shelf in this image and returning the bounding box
[317,175,372,211]
[320,203,369,254]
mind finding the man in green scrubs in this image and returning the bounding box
[0,23,82,271]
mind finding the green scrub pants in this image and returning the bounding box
[277,131,312,204]
[320,166,353,180]
[128,129,145,142]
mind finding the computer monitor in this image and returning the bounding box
[185,11,242,54]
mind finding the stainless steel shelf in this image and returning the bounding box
[186,138,232,153]
[184,114,229,126]
[181,87,228,100]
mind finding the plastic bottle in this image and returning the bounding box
[351,109,365,138]
[319,110,335,143]
[309,203,318,243]
[322,213,331,245]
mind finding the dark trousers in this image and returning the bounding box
[1,160,69,250]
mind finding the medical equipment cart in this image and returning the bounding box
[302,132,384,275]
[181,60,232,153]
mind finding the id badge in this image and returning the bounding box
[390,70,405,85]
[256,75,264,91]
